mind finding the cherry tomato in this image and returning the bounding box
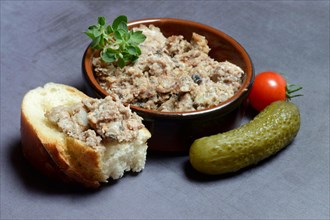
[248,71,287,111]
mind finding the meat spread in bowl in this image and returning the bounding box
[92,25,245,112]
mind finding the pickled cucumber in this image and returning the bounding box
[189,101,300,175]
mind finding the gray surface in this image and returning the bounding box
[1,1,329,219]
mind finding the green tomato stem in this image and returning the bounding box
[286,83,303,100]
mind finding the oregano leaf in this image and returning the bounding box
[93,28,102,37]
[135,46,142,55]
[85,31,95,39]
[117,21,128,32]
[130,31,146,44]
[114,30,123,41]
[98,16,106,26]
[127,46,137,56]
[117,58,125,68]
[90,36,101,49]
[101,51,116,63]
[106,25,113,34]
[112,15,128,30]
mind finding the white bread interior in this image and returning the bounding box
[21,83,151,188]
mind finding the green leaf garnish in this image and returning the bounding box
[98,16,106,26]
[85,15,146,68]
[112,15,128,30]
[129,31,146,44]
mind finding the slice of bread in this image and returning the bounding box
[21,83,151,188]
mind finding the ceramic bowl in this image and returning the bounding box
[82,18,254,153]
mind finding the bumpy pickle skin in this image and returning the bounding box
[189,101,301,175]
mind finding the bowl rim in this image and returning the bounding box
[82,17,254,119]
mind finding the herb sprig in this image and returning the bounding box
[85,16,146,68]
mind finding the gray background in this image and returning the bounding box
[1,1,329,219]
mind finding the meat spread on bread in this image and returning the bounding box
[20,83,151,188]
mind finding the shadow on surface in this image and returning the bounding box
[243,104,259,121]
[147,149,187,158]
[8,139,117,195]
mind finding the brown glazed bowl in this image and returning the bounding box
[82,18,254,153]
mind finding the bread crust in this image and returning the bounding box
[20,83,150,188]
[21,96,101,188]
[21,112,74,185]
